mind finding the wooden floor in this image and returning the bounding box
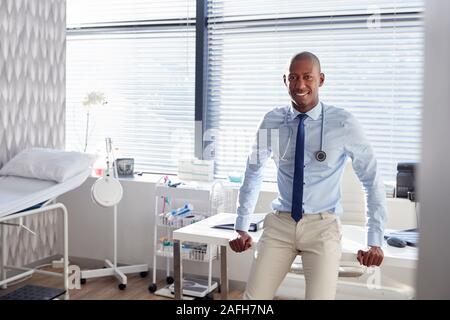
[0,266,244,300]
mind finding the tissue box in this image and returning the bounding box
[178,159,214,181]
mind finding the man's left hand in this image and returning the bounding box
[357,246,384,267]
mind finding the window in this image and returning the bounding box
[206,0,424,182]
[66,0,424,182]
[65,0,196,174]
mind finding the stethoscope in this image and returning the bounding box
[279,105,326,162]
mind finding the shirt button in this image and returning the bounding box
[303,182,305,185]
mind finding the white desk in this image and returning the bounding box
[172,213,418,300]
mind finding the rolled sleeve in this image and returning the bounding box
[344,114,387,247]
[235,116,271,231]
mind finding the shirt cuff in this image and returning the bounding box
[235,214,251,232]
[367,231,384,247]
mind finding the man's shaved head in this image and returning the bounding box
[286,51,321,73]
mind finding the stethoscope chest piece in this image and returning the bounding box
[315,150,327,162]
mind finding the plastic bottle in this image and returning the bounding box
[92,152,107,177]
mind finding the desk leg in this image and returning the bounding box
[220,245,228,300]
[174,240,183,300]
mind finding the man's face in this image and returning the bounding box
[283,58,324,112]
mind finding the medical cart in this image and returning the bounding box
[148,179,225,299]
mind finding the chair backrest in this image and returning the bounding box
[340,161,367,226]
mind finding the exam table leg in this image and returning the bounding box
[61,205,69,299]
[1,223,6,289]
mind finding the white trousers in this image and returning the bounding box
[244,211,342,300]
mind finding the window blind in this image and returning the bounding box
[65,0,196,174]
[206,0,424,182]
[67,0,196,27]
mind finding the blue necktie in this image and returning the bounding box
[291,113,308,222]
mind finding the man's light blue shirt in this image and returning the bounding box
[235,101,387,247]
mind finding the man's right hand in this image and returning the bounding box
[229,230,253,253]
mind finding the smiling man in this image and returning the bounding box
[285,52,324,113]
[229,52,387,300]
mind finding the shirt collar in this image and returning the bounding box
[288,101,322,121]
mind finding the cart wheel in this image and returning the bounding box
[217,284,221,293]
[166,276,174,284]
[205,292,214,300]
[148,283,157,293]
[140,271,149,278]
[80,278,86,285]
[118,283,126,290]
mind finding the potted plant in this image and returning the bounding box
[82,91,107,152]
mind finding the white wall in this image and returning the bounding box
[58,175,257,282]
[417,0,450,299]
[59,172,416,283]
